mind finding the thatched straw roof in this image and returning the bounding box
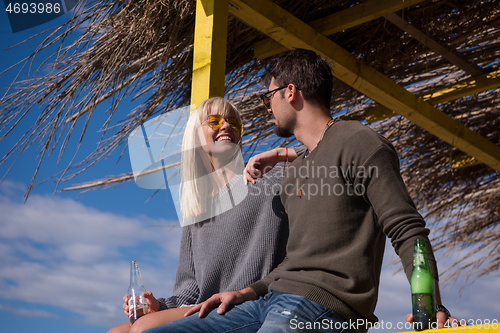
[1,0,499,280]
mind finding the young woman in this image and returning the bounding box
[108,97,299,333]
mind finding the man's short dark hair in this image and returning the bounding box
[263,48,333,110]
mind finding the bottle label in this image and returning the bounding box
[416,253,424,263]
[412,293,436,331]
[128,294,148,325]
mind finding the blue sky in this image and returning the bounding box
[0,4,498,333]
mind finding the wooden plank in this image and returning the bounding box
[366,69,500,123]
[384,12,483,76]
[452,153,480,168]
[253,0,427,59]
[421,69,500,104]
[228,0,500,171]
[366,105,398,124]
[191,0,228,109]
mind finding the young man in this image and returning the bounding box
[144,49,452,333]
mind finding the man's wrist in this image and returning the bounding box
[240,286,258,301]
[276,147,287,160]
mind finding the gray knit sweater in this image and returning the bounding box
[157,162,295,309]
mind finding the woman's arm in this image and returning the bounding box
[157,226,200,310]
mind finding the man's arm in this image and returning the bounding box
[184,287,257,318]
[247,256,288,296]
[184,256,289,317]
[244,147,301,185]
[358,139,453,327]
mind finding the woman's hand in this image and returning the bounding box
[143,291,160,313]
[122,291,160,316]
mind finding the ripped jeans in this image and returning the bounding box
[143,291,358,333]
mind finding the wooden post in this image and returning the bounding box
[191,0,228,109]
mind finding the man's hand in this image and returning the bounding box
[244,148,297,185]
[405,312,463,329]
[184,287,257,318]
[122,291,160,316]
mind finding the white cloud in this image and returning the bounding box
[0,181,182,327]
[0,303,59,319]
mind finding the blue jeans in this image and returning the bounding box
[144,291,357,333]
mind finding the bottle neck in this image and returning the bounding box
[129,260,145,290]
[413,239,429,270]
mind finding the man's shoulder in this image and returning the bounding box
[328,120,386,144]
[334,120,376,134]
[324,120,396,157]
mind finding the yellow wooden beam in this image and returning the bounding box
[365,105,398,124]
[366,69,500,123]
[253,0,427,59]
[228,0,500,171]
[191,0,228,109]
[452,153,480,168]
[421,69,500,104]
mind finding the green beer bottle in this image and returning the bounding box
[411,239,436,331]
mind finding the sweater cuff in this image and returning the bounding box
[157,298,170,311]
[292,144,307,156]
[249,281,269,298]
[402,237,439,282]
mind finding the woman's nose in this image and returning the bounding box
[219,120,231,131]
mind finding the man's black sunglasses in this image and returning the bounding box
[259,85,301,109]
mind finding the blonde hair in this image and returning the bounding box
[179,97,242,219]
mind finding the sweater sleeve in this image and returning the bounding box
[157,226,200,310]
[360,143,438,281]
[292,144,307,156]
[248,257,289,297]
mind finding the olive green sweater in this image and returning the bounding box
[249,121,438,325]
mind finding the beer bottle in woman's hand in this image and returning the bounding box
[128,260,148,325]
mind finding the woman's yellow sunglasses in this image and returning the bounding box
[204,115,243,134]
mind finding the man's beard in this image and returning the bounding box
[273,116,295,138]
[274,126,294,138]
